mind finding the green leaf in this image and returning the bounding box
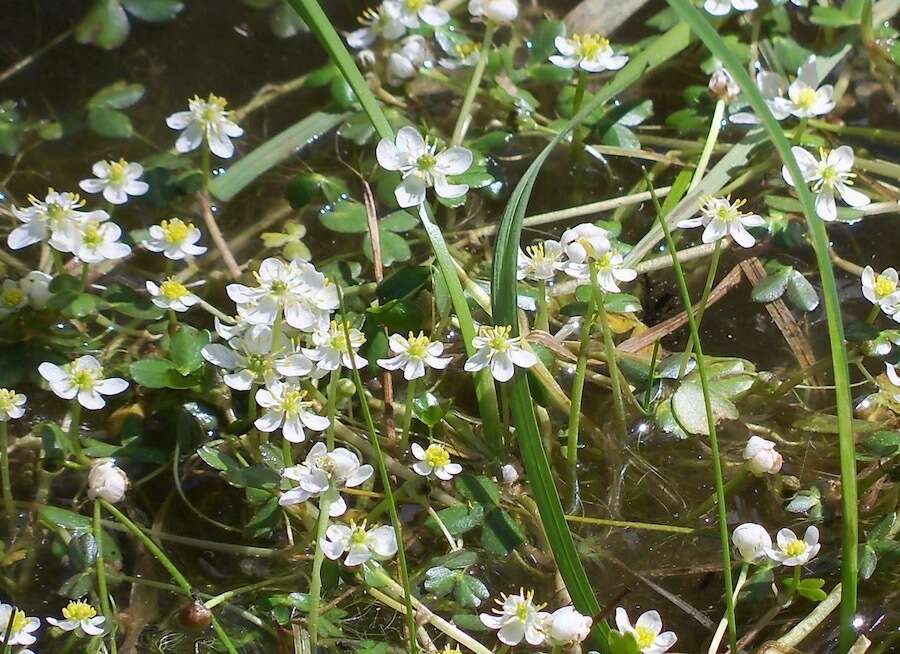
[76,0,131,50]
[785,270,820,312]
[455,573,489,608]
[269,1,309,37]
[246,496,281,538]
[608,630,641,654]
[454,474,500,506]
[169,325,210,374]
[380,210,418,233]
[602,124,640,149]
[223,465,280,489]
[377,266,429,302]
[129,358,177,389]
[860,431,900,458]
[672,380,738,436]
[363,231,411,266]
[365,299,423,333]
[428,505,484,536]
[197,445,241,472]
[423,567,457,597]
[88,81,145,109]
[481,507,525,555]
[792,414,881,434]
[751,266,792,303]
[121,0,184,21]
[528,19,566,63]
[319,200,368,233]
[103,283,165,320]
[810,5,859,26]
[285,172,348,208]
[859,544,877,580]
[61,293,99,319]
[88,107,134,138]
[412,392,449,429]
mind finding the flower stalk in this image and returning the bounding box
[93,501,117,654]
[398,378,417,455]
[592,280,627,440]
[565,278,596,509]
[307,489,334,650]
[678,239,723,376]
[0,422,13,526]
[451,23,496,145]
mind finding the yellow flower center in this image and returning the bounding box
[483,325,512,351]
[875,274,897,298]
[526,243,547,262]
[69,365,98,391]
[160,218,192,245]
[454,42,479,59]
[416,152,437,172]
[0,389,17,413]
[405,333,431,359]
[515,601,531,622]
[107,159,128,185]
[282,388,308,415]
[1,287,23,308]
[160,278,189,301]
[635,625,656,649]
[199,94,229,124]
[795,86,818,110]
[423,444,450,468]
[783,539,807,557]
[62,600,97,621]
[405,0,427,10]
[349,525,369,545]
[573,33,609,59]
[316,455,337,475]
[8,609,26,633]
[81,222,104,249]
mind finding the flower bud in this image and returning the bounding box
[743,435,783,476]
[543,606,592,645]
[501,464,519,484]
[88,460,128,503]
[709,67,740,102]
[732,522,771,563]
[468,0,519,23]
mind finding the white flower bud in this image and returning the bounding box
[468,0,518,23]
[743,435,783,476]
[501,464,519,484]
[732,522,772,563]
[543,606,592,645]
[88,461,128,503]
[709,67,740,102]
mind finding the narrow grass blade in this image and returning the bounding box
[664,1,858,648]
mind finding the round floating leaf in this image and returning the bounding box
[786,270,820,312]
[319,200,367,233]
[76,0,131,50]
[751,265,792,303]
[671,380,738,436]
[88,107,134,138]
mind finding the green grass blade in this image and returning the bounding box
[664,1,858,648]
[491,24,691,649]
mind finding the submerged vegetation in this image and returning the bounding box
[1,0,899,652]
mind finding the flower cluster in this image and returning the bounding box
[733,523,821,567]
[479,589,593,647]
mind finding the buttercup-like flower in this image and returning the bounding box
[678,196,765,248]
[766,526,821,566]
[376,126,473,207]
[549,34,628,72]
[8,189,108,252]
[279,442,374,515]
[540,606,592,646]
[517,240,563,282]
[146,278,199,313]
[0,388,26,422]
[0,603,40,647]
[320,520,398,566]
[479,589,548,646]
[202,324,313,390]
[47,600,106,636]
[377,332,451,380]
[166,93,244,159]
[39,356,128,410]
[73,221,131,264]
[0,279,27,318]
[614,608,677,654]
[411,443,462,480]
[346,3,405,49]
[565,250,637,293]
[87,460,129,503]
[732,523,772,564]
[79,159,148,205]
[254,380,329,443]
[743,435,783,476]
[782,146,870,222]
[781,56,835,118]
[142,218,207,260]
[386,35,432,86]
[304,320,368,372]
[464,325,538,382]
[20,271,52,309]
[704,0,757,16]
[862,266,900,314]
[391,0,449,29]
[437,35,480,69]
[468,0,518,23]
[560,223,610,264]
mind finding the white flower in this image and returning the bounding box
[201,324,313,391]
[8,189,108,252]
[678,195,765,248]
[862,267,900,314]
[411,442,462,480]
[377,332,451,380]
[142,218,207,260]
[0,603,40,647]
[614,608,677,654]
[279,442,374,515]
[346,3,406,49]
[565,250,637,294]
[517,240,563,282]
[79,159,148,205]
[703,0,757,16]
[87,460,129,503]
[468,0,518,23]
[782,146,870,222]
[501,464,519,484]
[38,356,128,410]
[437,35,480,69]
[0,388,26,422]
[464,325,538,382]
[146,278,199,313]
[782,57,835,118]
[766,526,821,566]
[549,34,628,73]
[20,271,52,309]
[304,320,368,372]
[386,34,432,86]
[743,435,783,476]
[376,126,473,207]
[480,589,548,646]
[321,520,398,566]
[540,606,592,646]
[73,220,131,263]
[166,93,244,159]
[254,380,329,443]
[709,67,740,102]
[391,0,449,29]
[560,223,610,264]
[0,279,27,317]
[47,600,106,637]
[732,523,772,564]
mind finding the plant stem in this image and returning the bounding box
[68,401,88,465]
[450,23,496,145]
[307,489,333,651]
[535,280,549,332]
[0,422,13,527]
[93,501,117,654]
[790,565,802,602]
[570,70,588,156]
[708,563,748,654]
[688,99,726,192]
[593,281,627,440]
[643,340,661,411]
[565,286,597,509]
[324,368,340,450]
[679,239,723,377]
[398,378,418,455]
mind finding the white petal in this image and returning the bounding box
[435,147,473,175]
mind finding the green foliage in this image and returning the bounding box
[76,0,184,49]
[130,326,210,388]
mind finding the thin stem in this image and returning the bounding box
[307,490,333,651]
[708,563,748,654]
[643,340,661,411]
[450,23,496,145]
[0,422,13,527]
[593,281,627,439]
[564,514,701,534]
[565,287,597,509]
[399,378,418,455]
[68,401,88,465]
[570,70,588,156]
[679,239,723,376]
[80,262,90,292]
[688,99,726,192]
[535,280,549,332]
[790,565,802,602]
[93,501,117,654]
[324,368,341,450]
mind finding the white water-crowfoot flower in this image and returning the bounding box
[279,442,373,515]
[142,218,207,260]
[20,271,52,309]
[346,4,405,49]
[411,442,462,480]
[304,320,368,371]
[678,195,765,248]
[8,189,108,252]
[146,278,198,313]
[47,600,106,636]
[614,608,677,653]
[550,34,628,72]
[79,159,148,205]
[0,603,40,647]
[391,0,449,28]
[254,380,329,443]
[468,0,518,23]
[321,520,398,566]
[560,223,610,264]
[73,220,131,264]
[540,606,592,646]
[88,460,129,503]
[732,523,773,563]
[565,250,637,293]
[202,324,313,390]
[766,526,821,566]
[0,279,27,318]
[517,240,563,282]
[0,388,26,421]
[39,356,128,410]
[437,36,480,69]
[782,146,870,222]
[377,332,451,380]
[464,325,538,382]
[743,435,783,475]
[376,126,473,207]
[862,266,900,314]
[386,35,432,86]
[166,93,243,159]
[781,56,835,118]
[479,589,548,646]
[704,0,757,16]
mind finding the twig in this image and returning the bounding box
[0,27,74,84]
[197,193,242,280]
